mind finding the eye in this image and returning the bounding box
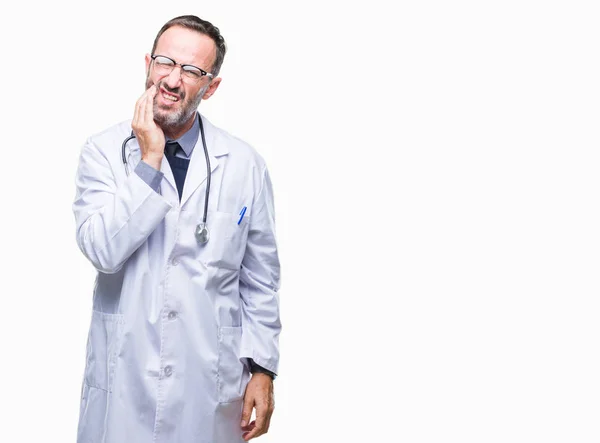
[155,56,174,66]
[183,67,203,79]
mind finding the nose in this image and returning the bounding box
[164,66,183,89]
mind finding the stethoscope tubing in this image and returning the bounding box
[198,115,210,225]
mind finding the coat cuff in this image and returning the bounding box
[248,358,276,380]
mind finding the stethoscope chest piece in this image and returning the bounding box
[195,223,210,244]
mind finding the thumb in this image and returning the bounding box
[241,393,254,427]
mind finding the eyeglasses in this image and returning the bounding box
[151,54,214,84]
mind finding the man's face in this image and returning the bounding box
[145,26,221,129]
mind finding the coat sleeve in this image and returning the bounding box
[239,165,282,375]
[72,137,172,274]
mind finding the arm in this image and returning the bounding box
[73,85,171,274]
[239,165,281,441]
[239,165,282,374]
[72,138,171,274]
[134,159,164,193]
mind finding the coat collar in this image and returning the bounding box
[179,113,228,208]
[164,112,200,158]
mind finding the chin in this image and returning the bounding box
[154,109,184,128]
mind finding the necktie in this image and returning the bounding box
[165,141,180,157]
[164,141,189,201]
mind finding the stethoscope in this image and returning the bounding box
[122,113,211,244]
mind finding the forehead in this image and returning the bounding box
[155,26,217,70]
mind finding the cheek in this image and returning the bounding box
[199,84,211,98]
[148,72,172,88]
[147,73,161,89]
[182,86,199,102]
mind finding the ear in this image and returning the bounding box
[202,77,222,100]
[145,53,152,73]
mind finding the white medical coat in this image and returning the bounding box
[72,114,281,443]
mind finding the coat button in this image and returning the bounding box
[168,311,177,320]
[172,257,179,266]
[164,366,173,377]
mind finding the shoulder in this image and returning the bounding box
[202,115,267,170]
[86,120,132,149]
[77,120,134,169]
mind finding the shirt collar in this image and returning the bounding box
[165,113,200,158]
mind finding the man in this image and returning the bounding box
[72,15,281,443]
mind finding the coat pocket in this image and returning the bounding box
[199,211,250,271]
[217,326,250,403]
[84,310,124,393]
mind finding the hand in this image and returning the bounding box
[240,373,275,441]
[132,84,164,170]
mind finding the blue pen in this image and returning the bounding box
[237,206,247,225]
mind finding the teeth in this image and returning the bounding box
[163,92,178,101]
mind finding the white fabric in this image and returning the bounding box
[72,114,281,443]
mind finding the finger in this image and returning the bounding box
[141,85,156,127]
[145,84,157,124]
[240,391,254,428]
[244,405,267,440]
[241,420,256,432]
[134,86,154,122]
[242,422,257,442]
[132,92,144,130]
[264,403,274,434]
[242,424,262,441]
[262,402,273,434]
[133,89,150,131]
[264,385,274,431]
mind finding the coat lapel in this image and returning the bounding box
[159,152,177,194]
[180,115,228,209]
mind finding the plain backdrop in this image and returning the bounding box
[1,0,599,442]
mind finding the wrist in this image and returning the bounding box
[248,359,276,380]
[141,154,163,171]
[252,372,274,382]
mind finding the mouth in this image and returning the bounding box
[158,87,181,105]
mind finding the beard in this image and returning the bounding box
[145,76,208,130]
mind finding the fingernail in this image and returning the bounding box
[241,420,247,427]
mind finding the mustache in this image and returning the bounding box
[158,82,185,100]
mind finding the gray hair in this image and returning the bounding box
[151,15,227,76]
